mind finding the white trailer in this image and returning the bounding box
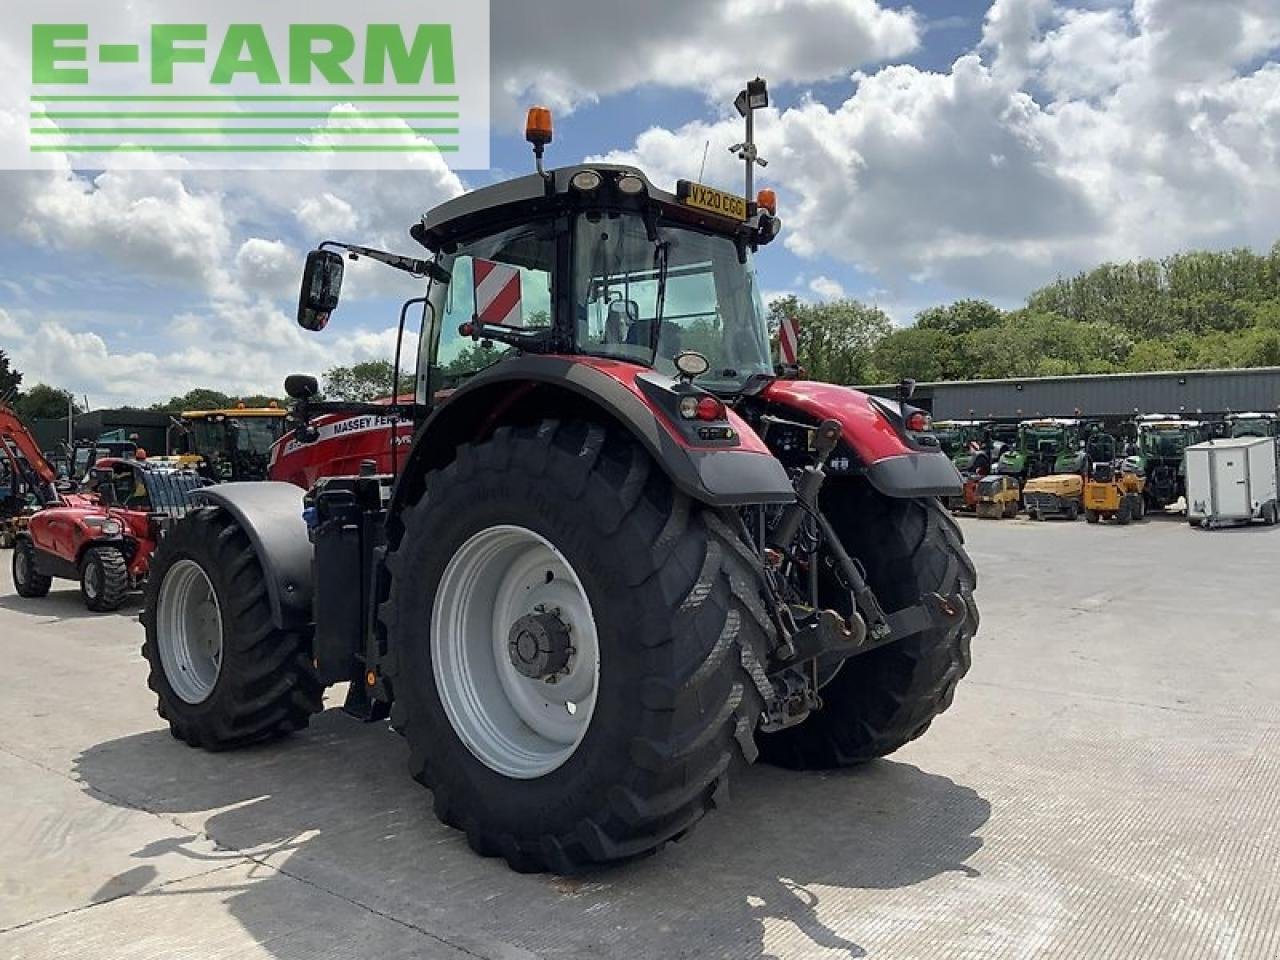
[1184,437,1280,528]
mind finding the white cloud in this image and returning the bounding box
[3,166,236,297]
[2,299,412,408]
[235,239,300,300]
[596,1,1280,301]
[809,275,847,300]
[295,193,360,236]
[493,0,920,116]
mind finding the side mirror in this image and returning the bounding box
[297,250,345,331]
[284,374,319,401]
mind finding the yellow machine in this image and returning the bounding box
[166,405,289,482]
[1022,473,1084,521]
[974,474,1020,519]
[1083,460,1146,524]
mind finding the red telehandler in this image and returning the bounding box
[143,83,977,873]
[4,403,209,611]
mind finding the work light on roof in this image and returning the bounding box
[570,170,602,193]
[617,174,646,196]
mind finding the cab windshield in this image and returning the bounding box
[232,418,286,456]
[1141,428,1191,458]
[572,214,773,392]
[1230,420,1273,438]
[1022,428,1066,453]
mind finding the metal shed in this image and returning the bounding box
[860,367,1280,422]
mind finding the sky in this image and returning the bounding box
[1,0,1279,407]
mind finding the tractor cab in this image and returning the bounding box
[1226,412,1280,439]
[934,420,994,473]
[1134,414,1206,510]
[999,418,1087,480]
[168,406,289,481]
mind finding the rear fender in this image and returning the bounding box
[189,483,313,630]
[759,379,962,498]
[391,355,795,516]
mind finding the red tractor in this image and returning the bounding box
[142,85,977,873]
[13,458,209,611]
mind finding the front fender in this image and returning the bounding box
[190,483,313,630]
[760,379,962,498]
[393,355,795,514]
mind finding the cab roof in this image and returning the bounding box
[412,164,754,253]
[182,408,286,419]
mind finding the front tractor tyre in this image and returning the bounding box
[141,507,323,750]
[757,485,978,770]
[383,420,775,873]
[80,545,129,612]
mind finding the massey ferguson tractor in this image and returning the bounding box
[141,84,978,873]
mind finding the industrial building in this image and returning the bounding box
[29,409,170,457]
[861,366,1280,422]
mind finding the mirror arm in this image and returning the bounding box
[319,240,446,280]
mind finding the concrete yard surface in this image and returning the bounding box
[2,514,1279,959]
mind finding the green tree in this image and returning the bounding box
[871,327,969,383]
[150,389,235,413]
[15,384,81,420]
[915,299,1004,337]
[322,360,413,401]
[767,295,892,384]
[0,350,21,402]
[964,312,1132,379]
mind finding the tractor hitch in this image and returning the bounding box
[770,606,867,671]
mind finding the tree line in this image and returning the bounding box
[777,241,1280,385]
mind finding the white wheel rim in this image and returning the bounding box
[156,559,224,704]
[431,525,600,779]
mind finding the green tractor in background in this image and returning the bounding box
[933,420,995,473]
[997,418,1090,484]
[1226,412,1280,439]
[1132,415,1209,512]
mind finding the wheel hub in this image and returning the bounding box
[431,525,601,779]
[507,609,573,680]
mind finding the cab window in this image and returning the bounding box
[427,223,554,395]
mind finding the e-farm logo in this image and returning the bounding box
[7,0,489,170]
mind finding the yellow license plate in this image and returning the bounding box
[682,182,748,221]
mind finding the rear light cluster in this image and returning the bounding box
[679,395,726,422]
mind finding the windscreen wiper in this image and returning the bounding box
[651,241,670,354]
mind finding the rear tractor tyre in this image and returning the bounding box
[80,545,129,612]
[757,486,978,770]
[11,538,52,598]
[1115,500,1132,526]
[141,507,323,750]
[383,420,774,873]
